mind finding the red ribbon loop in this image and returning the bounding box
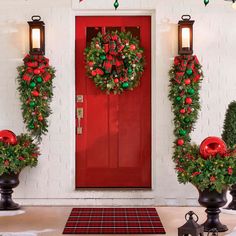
[102,33,125,73]
[22,54,52,83]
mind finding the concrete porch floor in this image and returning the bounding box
[0,207,235,236]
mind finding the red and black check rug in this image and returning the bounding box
[63,208,166,234]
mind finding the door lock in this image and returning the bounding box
[77,108,83,119]
[77,108,83,135]
[77,95,84,103]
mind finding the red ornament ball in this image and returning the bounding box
[33,69,41,75]
[91,70,97,76]
[31,90,39,97]
[180,109,186,114]
[38,115,44,121]
[114,78,119,84]
[88,61,94,67]
[185,97,192,104]
[200,136,227,159]
[0,130,17,145]
[177,139,184,146]
[130,44,136,51]
[184,79,191,85]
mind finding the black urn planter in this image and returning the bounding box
[227,184,236,210]
[0,173,20,210]
[198,188,228,232]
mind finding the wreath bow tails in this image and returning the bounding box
[17,54,55,142]
[85,31,145,94]
[172,55,202,85]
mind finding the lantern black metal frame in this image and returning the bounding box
[178,211,204,236]
[28,15,45,55]
[178,15,194,55]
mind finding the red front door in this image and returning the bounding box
[75,16,151,188]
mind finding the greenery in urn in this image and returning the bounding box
[222,101,236,148]
[168,55,236,193]
[176,144,236,193]
[0,133,40,175]
[222,101,236,210]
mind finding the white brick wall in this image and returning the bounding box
[0,0,235,206]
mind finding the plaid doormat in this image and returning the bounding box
[63,208,166,234]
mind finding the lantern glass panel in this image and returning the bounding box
[32,28,41,49]
[182,27,190,48]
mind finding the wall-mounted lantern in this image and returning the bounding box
[205,0,236,9]
[28,15,45,55]
[225,0,236,9]
[178,15,194,55]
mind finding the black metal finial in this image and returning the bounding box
[181,15,191,21]
[185,211,199,222]
[31,15,41,21]
[207,228,218,236]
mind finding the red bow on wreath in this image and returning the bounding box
[174,55,201,84]
[22,54,52,83]
[103,34,125,74]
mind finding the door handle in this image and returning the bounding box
[77,108,83,135]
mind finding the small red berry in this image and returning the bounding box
[210,176,216,182]
[228,167,233,175]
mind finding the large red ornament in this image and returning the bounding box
[0,130,17,145]
[200,137,227,159]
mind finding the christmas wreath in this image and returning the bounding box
[17,54,55,142]
[85,31,145,94]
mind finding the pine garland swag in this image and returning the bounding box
[17,54,55,142]
[169,55,204,182]
[85,31,145,94]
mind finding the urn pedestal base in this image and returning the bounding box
[0,173,20,211]
[227,184,236,210]
[198,188,228,232]
[203,208,228,232]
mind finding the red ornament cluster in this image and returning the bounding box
[17,54,55,141]
[171,55,202,147]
